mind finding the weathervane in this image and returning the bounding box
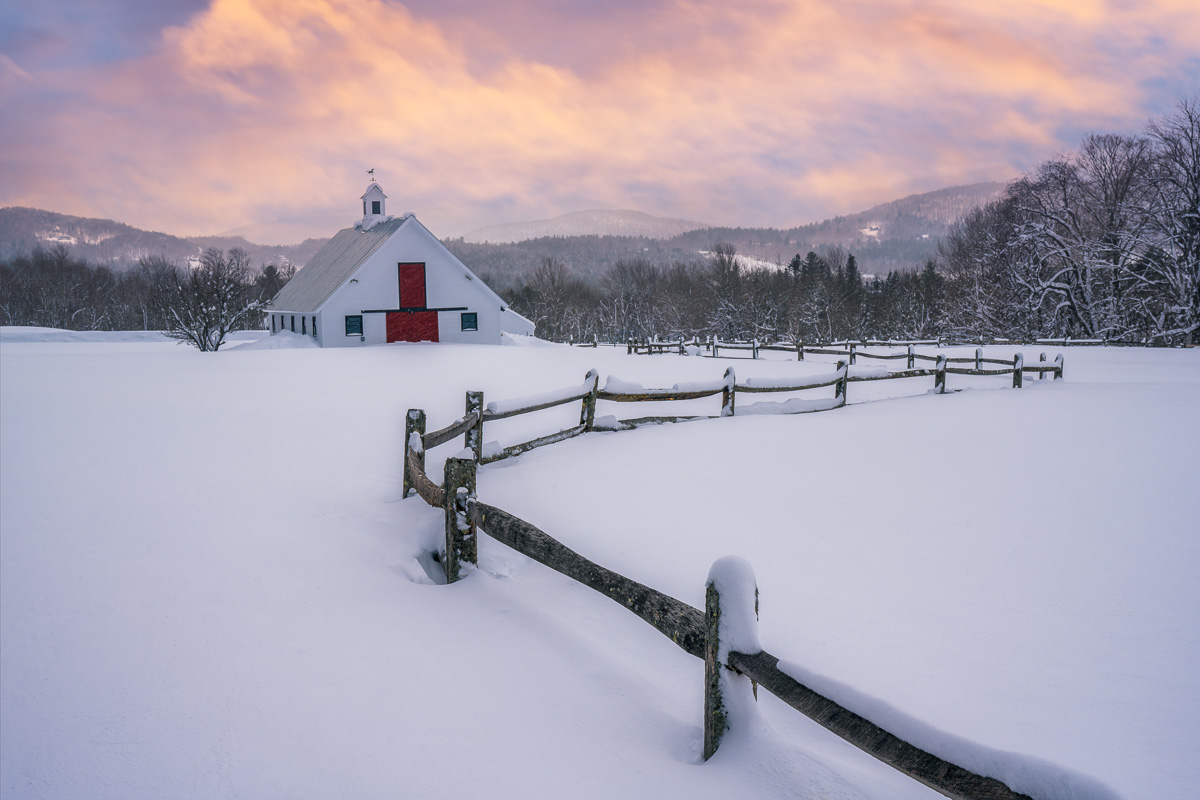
[367,168,376,182]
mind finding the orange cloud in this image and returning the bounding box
[2,0,1198,239]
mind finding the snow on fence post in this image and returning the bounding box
[713,337,720,358]
[1054,353,1064,380]
[721,367,736,417]
[907,344,915,369]
[935,355,947,394]
[580,368,600,431]
[403,409,427,499]
[835,360,847,403]
[796,339,804,361]
[465,391,484,462]
[703,556,760,761]
[679,339,686,355]
[849,342,857,365]
[1012,353,1023,388]
[752,339,759,359]
[1039,352,1047,379]
[975,347,983,371]
[442,456,478,583]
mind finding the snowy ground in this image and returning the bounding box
[2,328,1197,799]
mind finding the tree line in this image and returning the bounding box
[0,244,292,349]
[500,245,947,344]
[501,99,1198,346]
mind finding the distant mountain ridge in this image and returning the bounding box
[0,207,328,271]
[463,209,708,243]
[2,182,1007,278]
[446,182,1009,285]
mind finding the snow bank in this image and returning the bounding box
[0,326,172,343]
[0,326,274,346]
[736,396,843,415]
[228,331,317,350]
[501,332,558,347]
[778,661,1125,800]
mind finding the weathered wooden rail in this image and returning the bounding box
[397,347,1068,800]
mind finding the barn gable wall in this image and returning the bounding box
[315,219,505,347]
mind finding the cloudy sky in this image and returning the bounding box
[2,0,1198,241]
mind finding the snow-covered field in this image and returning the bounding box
[2,328,1197,800]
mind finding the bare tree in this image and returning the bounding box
[155,248,262,351]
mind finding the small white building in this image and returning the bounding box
[268,183,534,346]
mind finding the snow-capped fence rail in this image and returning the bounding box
[616,335,1183,355]
[396,348,1071,800]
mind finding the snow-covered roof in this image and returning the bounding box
[271,213,521,318]
[360,183,388,200]
[271,217,407,312]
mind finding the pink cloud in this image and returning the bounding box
[2,0,1198,240]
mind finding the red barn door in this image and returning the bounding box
[398,263,426,309]
[386,312,439,342]
[387,262,438,341]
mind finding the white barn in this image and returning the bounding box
[268,183,534,346]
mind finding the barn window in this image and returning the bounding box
[271,315,276,333]
[312,317,317,338]
[290,315,295,332]
[372,200,381,215]
[345,315,363,336]
[301,316,307,335]
[460,312,478,332]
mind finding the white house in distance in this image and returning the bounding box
[268,182,534,346]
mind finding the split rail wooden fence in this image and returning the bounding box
[400,348,1065,800]
[599,335,1183,353]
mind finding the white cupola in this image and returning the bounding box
[360,182,388,223]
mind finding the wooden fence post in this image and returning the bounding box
[835,360,847,403]
[1039,352,1047,379]
[1012,353,1023,388]
[713,337,720,358]
[580,368,599,431]
[796,340,804,361]
[721,367,736,417]
[465,391,484,462]
[752,339,759,359]
[1054,353,1064,380]
[704,556,759,761]
[935,355,947,394]
[975,347,983,371]
[403,409,426,499]
[442,456,478,583]
[849,342,857,365]
[907,344,914,369]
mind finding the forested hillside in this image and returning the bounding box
[0,207,326,271]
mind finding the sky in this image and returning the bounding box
[2,0,1199,242]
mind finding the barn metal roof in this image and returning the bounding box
[270,217,408,313]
